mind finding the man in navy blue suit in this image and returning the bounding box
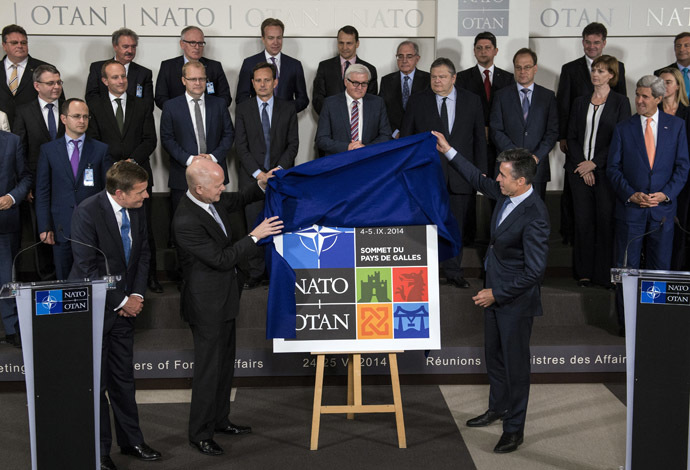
[35,98,111,279]
[0,131,32,347]
[160,61,234,215]
[608,75,690,334]
[490,48,558,200]
[434,131,549,454]
[235,18,309,113]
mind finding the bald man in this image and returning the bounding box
[172,159,282,456]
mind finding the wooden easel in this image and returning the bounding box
[310,351,406,450]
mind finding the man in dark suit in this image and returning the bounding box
[378,40,430,138]
[235,62,298,288]
[0,24,64,128]
[557,22,627,245]
[402,57,487,288]
[312,25,378,114]
[434,132,549,453]
[491,48,558,200]
[0,131,31,348]
[316,63,391,155]
[35,98,111,279]
[608,75,690,334]
[236,18,309,113]
[173,158,283,456]
[85,28,154,111]
[87,60,162,293]
[155,26,231,110]
[654,31,690,98]
[70,162,161,470]
[160,61,234,215]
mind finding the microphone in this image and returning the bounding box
[674,216,690,236]
[623,216,666,268]
[11,233,50,282]
[58,226,112,276]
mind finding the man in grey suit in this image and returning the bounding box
[490,48,558,200]
[315,64,391,156]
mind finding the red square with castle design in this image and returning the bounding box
[392,267,428,302]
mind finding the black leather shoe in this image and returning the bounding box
[189,439,223,456]
[215,422,252,435]
[448,277,470,288]
[100,455,118,470]
[5,333,21,349]
[121,442,161,461]
[147,276,163,293]
[494,431,524,453]
[466,410,507,427]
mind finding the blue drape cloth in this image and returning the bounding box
[262,132,461,338]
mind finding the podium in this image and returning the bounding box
[1,276,117,470]
[612,268,690,470]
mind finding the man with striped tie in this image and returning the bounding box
[315,63,391,156]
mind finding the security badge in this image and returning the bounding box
[206,81,215,94]
[136,84,143,98]
[84,165,94,187]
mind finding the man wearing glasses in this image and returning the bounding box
[378,40,430,138]
[315,63,391,156]
[35,98,112,279]
[155,26,231,110]
[0,24,64,128]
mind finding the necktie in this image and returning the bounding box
[120,208,131,263]
[483,69,491,101]
[193,99,207,154]
[496,198,511,228]
[683,68,690,99]
[261,102,271,170]
[270,56,280,81]
[46,103,57,140]
[402,75,410,110]
[350,100,359,141]
[440,97,449,135]
[114,98,124,133]
[343,60,351,77]
[645,117,656,168]
[521,88,530,121]
[8,64,18,95]
[209,204,227,236]
[70,139,80,179]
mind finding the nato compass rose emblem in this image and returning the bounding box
[644,284,662,301]
[41,294,58,311]
[295,225,349,268]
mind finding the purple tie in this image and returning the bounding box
[270,57,279,94]
[70,140,80,179]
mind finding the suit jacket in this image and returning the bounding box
[35,137,111,238]
[490,84,559,183]
[557,56,627,140]
[87,93,156,186]
[654,62,682,77]
[566,91,631,173]
[173,186,263,325]
[315,92,392,155]
[607,111,690,222]
[401,88,487,194]
[235,51,309,113]
[312,56,378,114]
[69,191,149,316]
[449,153,550,316]
[456,65,514,125]
[235,97,298,187]
[154,56,231,110]
[0,55,65,129]
[0,131,32,234]
[160,94,234,190]
[13,98,65,173]
[378,69,430,133]
[85,60,154,111]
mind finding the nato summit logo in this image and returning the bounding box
[640,280,690,305]
[282,225,355,269]
[35,288,90,315]
[393,303,429,338]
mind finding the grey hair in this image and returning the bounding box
[345,63,371,81]
[397,40,419,56]
[636,75,666,99]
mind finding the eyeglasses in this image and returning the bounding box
[36,80,63,87]
[4,40,27,46]
[347,79,369,88]
[67,114,90,121]
[184,77,207,83]
[181,40,206,47]
[514,65,535,72]
[396,54,418,61]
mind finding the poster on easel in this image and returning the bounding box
[272,224,440,353]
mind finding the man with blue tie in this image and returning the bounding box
[35,98,111,279]
[608,75,690,334]
[235,18,309,113]
[654,32,690,99]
